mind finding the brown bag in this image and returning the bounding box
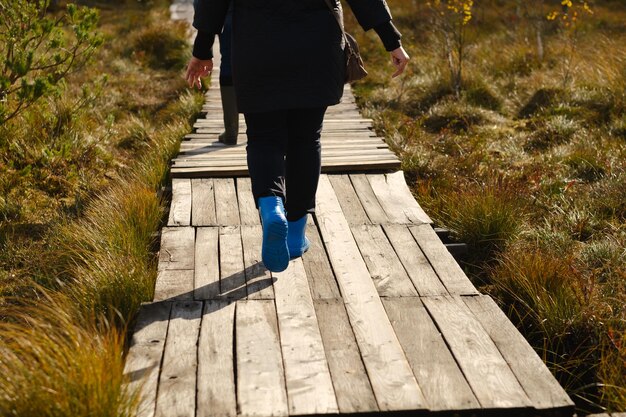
[323,0,368,83]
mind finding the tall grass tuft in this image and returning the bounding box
[0,296,136,417]
[427,181,525,268]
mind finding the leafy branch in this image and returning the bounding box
[0,0,103,125]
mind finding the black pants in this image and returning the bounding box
[244,107,327,222]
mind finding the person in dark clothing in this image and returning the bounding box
[186,0,409,272]
[216,5,239,144]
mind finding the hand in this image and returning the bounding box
[185,56,213,89]
[390,46,410,78]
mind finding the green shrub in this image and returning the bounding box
[0,0,103,124]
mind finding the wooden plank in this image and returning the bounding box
[168,178,191,226]
[409,224,478,295]
[219,226,247,300]
[197,300,236,417]
[173,153,398,166]
[236,177,259,226]
[191,178,217,226]
[383,224,448,296]
[350,173,389,224]
[153,270,194,302]
[241,225,274,300]
[422,296,533,409]
[171,159,401,178]
[194,227,220,300]
[382,297,480,412]
[314,299,378,414]
[236,300,289,417]
[368,172,430,224]
[157,227,195,271]
[302,215,341,299]
[273,258,338,415]
[180,148,388,159]
[155,301,202,417]
[351,224,418,297]
[124,302,172,417]
[314,175,427,411]
[213,178,240,225]
[463,295,575,410]
[179,142,387,154]
[328,174,370,225]
[384,171,432,224]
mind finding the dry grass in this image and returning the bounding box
[0,3,203,416]
[349,0,626,413]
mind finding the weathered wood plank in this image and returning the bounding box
[351,224,418,297]
[367,173,429,224]
[273,258,339,415]
[197,300,236,417]
[314,299,378,414]
[236,300,289,417]
[409,224,478,295]
[383,224,448,297]
[219,226,247,300]
[463,295,575,410]
[328,174,370,225]
[241,225,274,300]
[350,173,389,224]
[155,301,202,417]
[302,215,341,299]
[124,302,172,417]
[315,174,427,411]
[176,148,391,161]
[157,227,195,271]
[236,177,260,226]
[153,270,194,302]
[168,178,191,226]
[194,227,220,300]
[384,171,432,224]
[191,178,217,226]
[173,153,398,166]
[382,297,480,412]
[213,178,240,225]
[171,159,400,178]
[422,296,533,409]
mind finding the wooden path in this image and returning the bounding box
[171,85,400,177]
[124,9,575,417]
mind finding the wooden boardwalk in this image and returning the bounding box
[171,85,400,177]
[124,88,575,417]
[125,8,575,416]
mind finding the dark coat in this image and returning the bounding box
[193,0,394,113]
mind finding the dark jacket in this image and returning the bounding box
[193,0,398,113]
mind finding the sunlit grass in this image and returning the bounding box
[0,3,204,416]
[0,296,136,417]
[351,0,626,412]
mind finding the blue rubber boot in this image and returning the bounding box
[258,196,289,272]
[287,214,310,259]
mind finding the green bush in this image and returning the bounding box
[0,0,103,124]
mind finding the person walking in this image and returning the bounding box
[186,0,409,273]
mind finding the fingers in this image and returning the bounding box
[184,58,213,89]
[390,46,410,78]
[392,58,408,78]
